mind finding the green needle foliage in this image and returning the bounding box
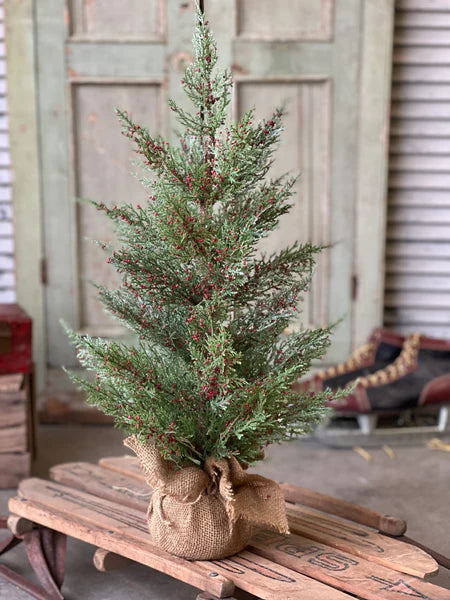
[67,8,345,468]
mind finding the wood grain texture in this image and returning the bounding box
[93,548,133,572]
[286,505,438,578]
[206,549,352,600]
[249,530,449,600]
[0,396,27,428]
[235,0,334,41]
[7,514,33,535]
[0,424,27,453]
[51,460,438,579]
[280,483,407,536]
[11,478,351,600]
[98,455,146,481]
[50,462,151,511]
[10,478,234,598]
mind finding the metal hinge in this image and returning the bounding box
[352,274,358,301]
[40,257,48,286]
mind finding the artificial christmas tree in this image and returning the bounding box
[67,7,345,560]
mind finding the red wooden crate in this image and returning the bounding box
[0,304,32,374]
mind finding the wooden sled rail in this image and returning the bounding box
[279,482,407,536]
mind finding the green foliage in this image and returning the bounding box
[67,8,345,468]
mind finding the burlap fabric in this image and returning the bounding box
[124,435,289,560]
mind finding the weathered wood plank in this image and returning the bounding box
[207,549,352,600]
[50,462,151,512]
[11,478,350,600]
[0,374,24,392]
[10,479,234,599]
[0,424,27,453]
[249,530,449,600]
[51,461,437,578]
[285,505,438,579]
[280,483,406,536]
[0,396,27,428]
[98,455,145,481]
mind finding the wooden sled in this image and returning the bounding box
[1,455,449,600]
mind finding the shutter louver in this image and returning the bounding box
[385,0,450,338]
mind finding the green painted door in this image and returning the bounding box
[208,0,390,364]
[34,1,393,405]
[36,0,196,376]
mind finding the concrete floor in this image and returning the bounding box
[0,425,449,599]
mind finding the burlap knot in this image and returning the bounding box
[124,435,289,560]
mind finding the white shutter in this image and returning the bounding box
[0,0,15,303]
[385,0,450,338]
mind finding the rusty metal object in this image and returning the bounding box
[0,516,67,599]
[0,532,22,555]
[0,565,52,600]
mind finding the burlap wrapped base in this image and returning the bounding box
[125,436,289,561]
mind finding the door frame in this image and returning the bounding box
[6,0,394,407]
[5,0,47,395]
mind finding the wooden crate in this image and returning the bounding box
[0,373,33,488]
[1,455,449,599]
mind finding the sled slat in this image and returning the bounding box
[204,549,353,600]
[280,483,407,536]
[9,478,350,600]
[99,455,145,481]
[286,505,438,578]
[9,478,234,599]
[50,462,151,512]
[51,461,438,579]
[249,530,450,600]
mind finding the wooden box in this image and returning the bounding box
[0,373,33,488]
[0,304,32,374]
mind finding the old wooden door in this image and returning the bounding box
[35,0,200,407]
[208,0,394,364]
[28,0,393,410]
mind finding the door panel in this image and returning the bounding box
[37,0,193,368]
[69,0,165,41]
[73,82,163,334]
[209,0,362,362]
[237,79,331,328]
